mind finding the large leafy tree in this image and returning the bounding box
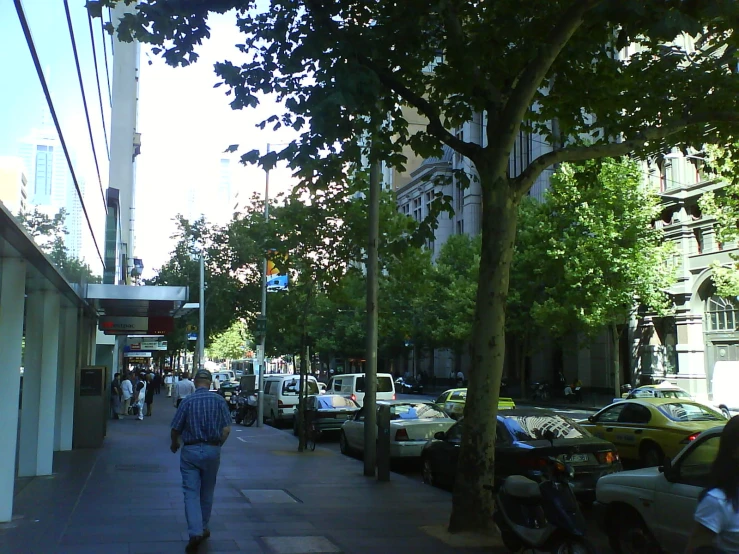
[523,158,675,395]
[99,0,739,532]
[207,320,251,360]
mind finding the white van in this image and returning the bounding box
[211,370,237,385]
[326,373,395,407]
[711,360,739,416]
[264,374,320,426]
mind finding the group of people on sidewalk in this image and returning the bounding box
[110,369,159,420]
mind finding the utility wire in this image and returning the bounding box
[63,0,106,210]
[101,7,112,106]
[87,10,110,161]
[14,0,104,268]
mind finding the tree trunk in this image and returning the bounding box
[449,177,519,533]
[611,324,621,400]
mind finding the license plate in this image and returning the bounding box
[564,454,589,463]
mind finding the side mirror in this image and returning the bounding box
[659,456,675,480]
[434,431,446,440]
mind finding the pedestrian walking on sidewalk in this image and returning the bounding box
[165,372,174,397]
[145,373,155,416]
[174,373,196,408]
[170,369,231,553]
[120,372,133,417]
[133,372,147,421]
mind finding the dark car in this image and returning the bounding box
[293,394,361,435]
[395,377,424,394]
[421,408,621,499]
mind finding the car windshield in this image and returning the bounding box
[282,379,319,396]
[504,415,591,441]
[390,403,448,420]
[316,396,357,409]
[660,390,691,399]
[658,403,725,422]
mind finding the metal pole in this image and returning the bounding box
[198,254,205,370]
[257,144,270,427]
[363,157,381,477]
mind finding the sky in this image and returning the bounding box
[0,1,298,280]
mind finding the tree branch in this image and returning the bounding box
[499,0,600,147]
[303,0,483,162]
[440,0,503,107]
[511,112,739,197]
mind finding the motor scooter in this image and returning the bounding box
[491,433,595,553]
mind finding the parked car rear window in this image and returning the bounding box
[450,390,467,401]
[356,376,394,393]
[503,415,591,441]
[282,378,319,396]
[390,403,448,420]
[658,403,725,422]
[316,396,358,409]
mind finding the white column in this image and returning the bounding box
[55,306,78,451]
[18,289,61,477]
[0,258,26,522]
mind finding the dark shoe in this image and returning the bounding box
[202,529,210,539]
[185,536,203,553]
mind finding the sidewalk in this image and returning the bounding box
[2,395,499,554]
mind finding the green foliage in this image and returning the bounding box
[525,158,675,338]
[206,320,251,360]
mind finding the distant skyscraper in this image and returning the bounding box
[184,156,236,225]
[18,107,85,257]
[0,157,29,216]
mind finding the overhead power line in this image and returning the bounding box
[100,8,112,106]
[14,0,104,268]
[87,10,110,161]
[63,0,106,210]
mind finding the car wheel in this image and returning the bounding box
[339,431,351,456]
[421,456,436,487]
[270,410,280,428]
[640,442,664,467]
[554,539,596,554]
[608,509,660,554]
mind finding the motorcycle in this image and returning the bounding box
[227,389,240,419]
[234,392,257,427]
[491,434,595,554]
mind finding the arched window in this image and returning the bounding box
[706,296,739,332]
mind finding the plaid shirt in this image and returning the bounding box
[171,388,231,444]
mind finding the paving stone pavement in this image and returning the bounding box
[2,395,499,554]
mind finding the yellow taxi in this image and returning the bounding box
[579,398,726,466]
[432,388,516,420]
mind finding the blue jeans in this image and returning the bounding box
[180,444,221,538]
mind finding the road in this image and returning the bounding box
[272,393,614,552]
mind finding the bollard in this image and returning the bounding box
[377,402,391,482]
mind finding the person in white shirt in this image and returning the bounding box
[687,416,739,553]
[174,373,196,408]
[165,373,174,397]
[120,372,133,417]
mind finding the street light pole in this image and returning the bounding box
[363,156,381,477]
[257,144,271,427]
[198,253,205,370]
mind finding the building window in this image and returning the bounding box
[35,144,53,197]
[457,219,464,235]
[401,203,410,216]
[412,197,422,221]
[425,191,433,218]
[706,296,739,332]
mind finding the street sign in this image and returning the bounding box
[99,316,174,335]
[187,332,198,341]
[124,351,152,358]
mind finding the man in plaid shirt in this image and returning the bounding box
[170,369,231,553]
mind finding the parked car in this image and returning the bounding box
[293,394,360,435]
[395,376,424,394]
[340,401,454,459]
[595,426,723,553]
[264,374,320,426]
[579,398,726,466]
[317,382,327,394]
[421,409,621,499]
[327,373,395,406]
[616,381,693,403]
[432,388,516,420]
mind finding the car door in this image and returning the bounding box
[587,403,629,446]
[652,434,721,553]
[435,421,463,486]
[343,408,365,450]
[263,381,275,416]
[433,391,449,413]
[613,403,653,460]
